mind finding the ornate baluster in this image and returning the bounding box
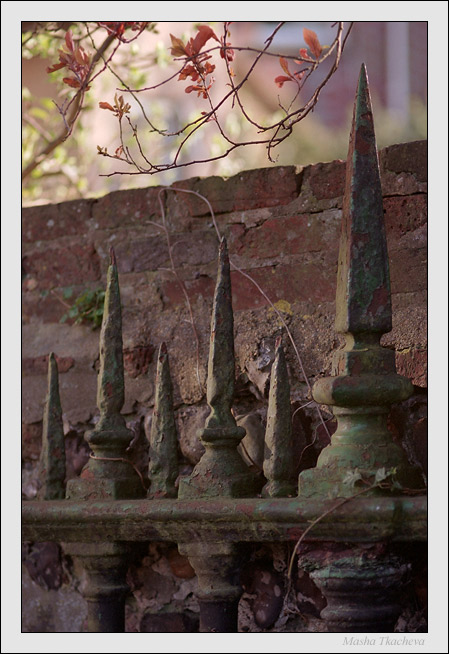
[38,352,66,500]
[297,64,423,633]
[147,342,178,499]
[262,337,296,497]
[65,248,144,633]
[178,238,259,632]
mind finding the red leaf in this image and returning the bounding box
[274,75,293,88]
[74,47,89,66]
[297,48,312,61]
[63,77,81,88]
[303,28,322,59]
[65,30,75,52]
[47,62,66,73]
[279,57,292,77]
[170,34,187,57]
[191,25,219,55]
[99,101,115,111]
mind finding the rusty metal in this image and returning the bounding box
[147,342,178,499]
[37,352,66,500]
[66,247,144,502]
[22,65,427,634]
[299,63,423,499]
[262,337,296,498]
[178,237,260,500]
[22,495,427,544]
[296,63,425,633]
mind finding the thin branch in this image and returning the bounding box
[22,29,117,181]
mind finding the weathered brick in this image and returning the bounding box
[306,159,346,200]
[22,323,99,364]
[162,260,336,311]
[22,243,101,289]
[22,422,43,461]
[166,547,196,579]
[22,292,66,325]
[169,230,218,267]
[22,199,93,243]
[230,262,336,311]
[396,348,427,387]
[91,186,164,230]
[231,211,340,262]
[162,275,215,306]
[22,355,75,376]
[384,195,427,240]
[165,166,298,226]
[113,234,169,274]
[381,140,427,182]
[123,346,155,379]
[389,247,427,294]
[22,372,98,424]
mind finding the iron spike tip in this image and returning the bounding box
[275,335,282,350]
[109,246,117,267]
[218,236,229,265]
[49,352,55,362]
[160,341,168,355]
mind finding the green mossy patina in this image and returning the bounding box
[147,343,178,499]
[178,238,260,500]
[22,496,427,544]
[299,64,423,499]
[66,249,144,501]
[38,353,66,500]
[262,338,296,498]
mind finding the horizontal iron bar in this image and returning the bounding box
[22,496,427,544]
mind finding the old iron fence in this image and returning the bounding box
[22,65,427,633]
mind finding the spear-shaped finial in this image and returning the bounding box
[93,247,126,436]
[205,237,236,430]
[109,245,117,267]
[262,338,296,497]
[298,65,422,497]
[38,353,66,500]
[336,63,391,336]
[66,251,144,500]
[148,343,178,499]
[178,238,260,498]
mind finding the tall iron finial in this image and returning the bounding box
[66,252,144,500]
[204,237,237,430]
[262,337,296,497]
[38,353,66,500]
[179,238,260,498]
[298,64,422,497]
[147,343,178,498]
[336,63,391,335]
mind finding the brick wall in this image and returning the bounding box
[21,140,427,632]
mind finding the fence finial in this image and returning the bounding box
[298,64,422,497]
[147,343,178,498]
[66,252,144,500]
[38,352,66,500]
[262,338,296,497]
[179,238,260,498]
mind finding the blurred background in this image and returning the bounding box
[22,21,427,206]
